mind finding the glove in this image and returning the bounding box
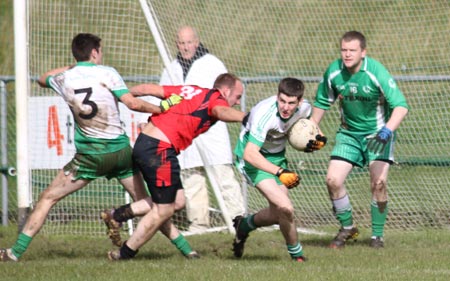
[160,94,183,112]
[367,126,392,154]
[304,134,327,153]
[275,168,300,189]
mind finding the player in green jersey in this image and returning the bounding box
[310,31,409,249]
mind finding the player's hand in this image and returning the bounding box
[304,134,327,153]
[276,168,300,189]
[160,94,183,112]
[367,126,392,154]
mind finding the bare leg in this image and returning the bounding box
[23,170,89,237]
[254,179,297,245]
[125,202,175,250]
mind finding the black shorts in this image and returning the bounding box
[132,133,182,204]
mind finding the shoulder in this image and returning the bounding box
[96,64,117,72]
[161,59,182,73]
[298,99,312,117]
[323,59,343,78]
[363,56,390,73]
[327,59,343,71]
[250,96,278,119]
[195,54,226,68]
[94,65,123,78]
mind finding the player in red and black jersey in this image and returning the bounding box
[105,73,245,260]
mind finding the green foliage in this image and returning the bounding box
[1,225,450,281]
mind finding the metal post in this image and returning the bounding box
[14,0,32,231]
[1,80,8,225]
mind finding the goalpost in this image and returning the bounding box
[14,0,450,238]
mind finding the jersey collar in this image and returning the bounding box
[76,61,96,67]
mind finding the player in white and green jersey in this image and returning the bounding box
[311,31,409,249]
[232,77,327,262]
[0,33,192,262]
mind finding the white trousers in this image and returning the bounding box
[181,164,245,229]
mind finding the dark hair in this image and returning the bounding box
[278,77,305,100]
[71,33,102,62]
[213,73,241,89]
[341,31,366,50]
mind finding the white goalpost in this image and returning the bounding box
[13,0,450,239]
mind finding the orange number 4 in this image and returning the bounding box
[47,105,64,155]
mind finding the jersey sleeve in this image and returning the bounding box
[208,92,229,108]
[313,62,340,110]
[246,107,271,148]
[104,66,129,98]
[46,74,65,97]
[375,64,409,110]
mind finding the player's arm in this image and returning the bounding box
[243,142,280,176]
[37,65,73,88]
[367,106,409,154]
[129,83,165,98]
[129,84,182,112]
[212,106,246,122]
[243,142,299,189]
[384,106,409,132]
[310,107,325,126]
[119,93,163,114]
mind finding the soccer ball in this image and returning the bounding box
[287,119,319,151]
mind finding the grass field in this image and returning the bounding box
[1,225,450,281]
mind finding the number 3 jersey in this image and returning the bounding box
[150,85,230,153]
[46,62,130,154]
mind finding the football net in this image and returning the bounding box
[22,0,450,237]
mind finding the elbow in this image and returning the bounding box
[37,77,47,88]
[126,99,142,111]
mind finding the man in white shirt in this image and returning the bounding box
[144,26,245,231]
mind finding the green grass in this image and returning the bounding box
[1,225,450,281]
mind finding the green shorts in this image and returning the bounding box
[331,131,394,168]
[236,150,287,186]
[63,145,138,180]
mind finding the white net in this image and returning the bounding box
[27,0,450,236]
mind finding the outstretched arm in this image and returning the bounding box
[120,93,163,114]
[37,65,73,88]
[212,106,246,122]
[129,83,165,99]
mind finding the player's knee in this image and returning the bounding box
[38,189,61,206]
[155,204,176,221]
[326,176,342,197]
[277,205,295,222]
[372,178,387,192]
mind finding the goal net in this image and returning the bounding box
[23,0,450,237]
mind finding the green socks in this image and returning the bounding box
[11,232,33,259]
[371,200,388,237]
[332,194,353,227]
[171,234,193,256]
[287,242,303,258]
[239,214,257,233]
